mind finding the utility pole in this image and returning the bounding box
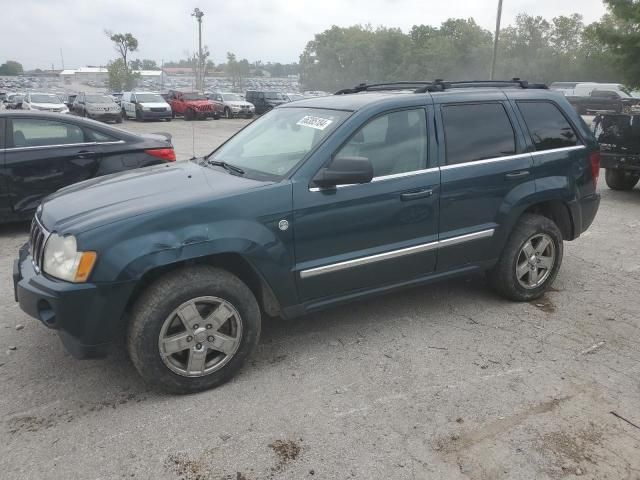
[191,7,204,91]
[490,0,503,80]
[59,48,65,70]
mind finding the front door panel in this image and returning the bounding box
[294,172,440,301]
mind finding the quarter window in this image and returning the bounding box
[10,119,85,148]
[335,109,428,177]
[442,103,516,165]
[517,101,580,151]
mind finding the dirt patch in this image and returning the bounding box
[7,415,57,434]
[531,295,556,314]
[165,452,210,480]
[434,397,569,453]
[269,439,302,472]
[539,425,602,477]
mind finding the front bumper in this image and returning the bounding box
[14,245,136,359]
[230,108,254,117]
[140,110,172,120]
[88,112,121,122]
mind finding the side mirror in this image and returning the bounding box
[312,156,373,188]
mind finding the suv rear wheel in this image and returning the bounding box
[127,266,261,394]
[487,214,563,301]
[605,169,640,191]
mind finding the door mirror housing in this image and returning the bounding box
[312,156,374,188]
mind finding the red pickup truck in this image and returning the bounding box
[167,91,222,120]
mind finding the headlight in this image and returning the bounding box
[43,234,97,283]
[142,106,150,111]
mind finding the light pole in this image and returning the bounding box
[490,0,503,80]
[191,7,204,91]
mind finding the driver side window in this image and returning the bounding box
[334,109,428,178]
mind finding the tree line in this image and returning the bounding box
[298,12,625,92]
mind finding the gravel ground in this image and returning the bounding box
[1,118,639,480]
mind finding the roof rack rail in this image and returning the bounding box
[335,81,435,95]
[335,78,548,95]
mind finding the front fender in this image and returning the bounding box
[78,184,297,308]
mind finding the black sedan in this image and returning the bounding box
[0,111,176,223]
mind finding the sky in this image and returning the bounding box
[2,0,608,70]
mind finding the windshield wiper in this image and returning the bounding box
[207,159,245,175]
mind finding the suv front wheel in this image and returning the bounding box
[487,214,563,301]
[127,266,261,394]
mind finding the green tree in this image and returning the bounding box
[596,0,640,87]
[225,52,251,90]
[0,60,24,76]
[107,58,139,91]
[105,32,138,70]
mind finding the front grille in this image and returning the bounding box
[151,107,166,112]
[29,216,50,273]
[197,104,213,111]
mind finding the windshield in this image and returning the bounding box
[136,93,165,102]
[30,94,61,103]
[86,95,114,103]
[264,92,284,100]
[222,93,243,101]
[210,107,350,178]
[183,93,207,101]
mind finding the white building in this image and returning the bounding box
[59,67,162,83]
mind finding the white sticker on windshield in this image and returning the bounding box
[297,115,333,130]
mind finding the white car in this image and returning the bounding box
[210,92,255,118]
[21,92,69,113]
[121,92,172,121]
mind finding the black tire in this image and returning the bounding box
[135,109,142,121]
[115,116,123,124]
[185,109,195,121]
[487,214,563,302]
[165,117,172,122]
[224,107,231,119]
[605,169,639,191]
[127,266,261,394]
[171,110,176,119]
[121,109,127,120]
[82,109,87,118]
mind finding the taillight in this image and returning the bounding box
[589,151,601,187]
[145,148,176,162]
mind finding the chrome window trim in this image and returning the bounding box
[530,145,585,156]
[5,140,125,151]
[441,152,530,170]
[440,145,586,170]
[309,167,440,192]
[299,228,494,279]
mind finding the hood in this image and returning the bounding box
[139,101,170,108]
[86,102,119,110]
[40,160,265,234]
[184,99,211,106]
[226,100,253,107]
[31,102,66,109]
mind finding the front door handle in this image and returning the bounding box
[505,170,530,179]
[401,189,433,201]
[77,151,97,159]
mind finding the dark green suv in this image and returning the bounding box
[14,80,601,393]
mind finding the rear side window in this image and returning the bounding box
[442,103,516,165]
[10,119,85,148]
[517,101,580,151]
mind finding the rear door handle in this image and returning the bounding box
[401,189,433,201]
[77,151,97,159]
[505,170,530,179]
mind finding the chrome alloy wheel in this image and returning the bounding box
[158,296,243,377]
[516,233,556,289]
